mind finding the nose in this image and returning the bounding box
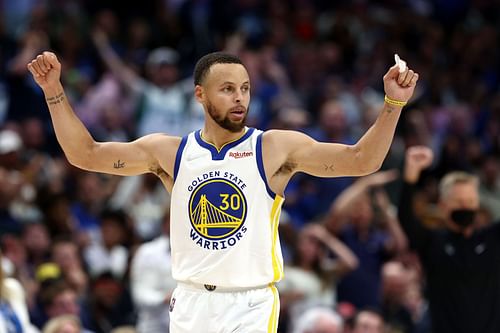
[234,89,243,104]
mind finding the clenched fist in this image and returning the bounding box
[383,56,419,105]
[27,52,61,91]
[404,146,434,183]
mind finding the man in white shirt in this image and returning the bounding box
[130,217,176,333]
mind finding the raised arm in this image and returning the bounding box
[325,170,399,233]
[27,52,178,184]
[372,187,408,254]
[92,29,144,93]
[398,145,434,251]
[264,58,418,191]
[306,224,359,277]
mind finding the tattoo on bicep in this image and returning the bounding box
[46,92,65,106]
[323,164,335,172]
[113,160,125,169]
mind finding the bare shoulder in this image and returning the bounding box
[131,133,183,175]
[262,129,315,151]
[134,133,182,155]
[135,132,182,145]
[260,129,316,176]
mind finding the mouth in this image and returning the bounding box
[229,106,246,119]
[230,106,246,114]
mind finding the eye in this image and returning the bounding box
[222,86,233,93]
[241,86,249,93]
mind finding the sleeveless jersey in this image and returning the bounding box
[170,127,284,288]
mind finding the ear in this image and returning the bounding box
[194,85,204,103]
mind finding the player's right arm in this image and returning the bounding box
[27,52,178,180]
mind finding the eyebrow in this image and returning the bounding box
[219,81,250,87]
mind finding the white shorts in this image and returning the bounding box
[169,282,280,333]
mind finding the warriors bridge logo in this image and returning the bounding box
[188,176,248,250]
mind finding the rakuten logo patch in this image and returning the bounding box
[229,151,253,159]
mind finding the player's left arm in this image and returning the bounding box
[287,60,419,178]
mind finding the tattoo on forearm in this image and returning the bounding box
[385,106,396,113]
[113,160,125,169]
[323,164,335,172]
[46,92,65,105]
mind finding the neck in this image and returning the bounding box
[201,123,246,150]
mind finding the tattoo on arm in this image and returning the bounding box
[384,106,397,113]
[323,164,335,172]
[46,92,65,106]
[113,159,125,169]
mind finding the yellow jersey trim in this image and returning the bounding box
[270,195,284,282]
[200,128,248,153]
[267,284,279,333]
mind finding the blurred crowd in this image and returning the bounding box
[1,0,500,332]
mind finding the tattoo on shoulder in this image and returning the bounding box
[46,92,65,106]
[323,164,335,172]
[113,160,125,169]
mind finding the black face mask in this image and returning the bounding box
[450,209,476,228]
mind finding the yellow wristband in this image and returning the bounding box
[384,95,407,107]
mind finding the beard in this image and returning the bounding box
[206,100,248,133]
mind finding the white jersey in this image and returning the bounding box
[170,127,284,288]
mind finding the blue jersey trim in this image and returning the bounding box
[195,128,255,160]
[173,135,188,181]
[256,133,276,199]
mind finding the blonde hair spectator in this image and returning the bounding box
[439,171,479,199]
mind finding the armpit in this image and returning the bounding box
[273,159,297,176]
[149,163,169,179]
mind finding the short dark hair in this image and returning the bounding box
[193,52,244,86]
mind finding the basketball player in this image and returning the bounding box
[27,51,418,332]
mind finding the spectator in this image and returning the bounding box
[83,209,129,279]
[109,173,170,241]
[92,27,199,137]
[37,280,92,331]
[326,170,407,309]
[42,315,81,333]
[352,309,385,333]
[130,214,175,333]
[0,250,39,333]
[292,307,343,333]
[86,273,135,333]
[399,145,500,333]
[478,156,500,221]
[50,238,88,298]
[278,223,357,330]
[380,261,415,333]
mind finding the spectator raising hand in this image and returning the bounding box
[404,146,434,184]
